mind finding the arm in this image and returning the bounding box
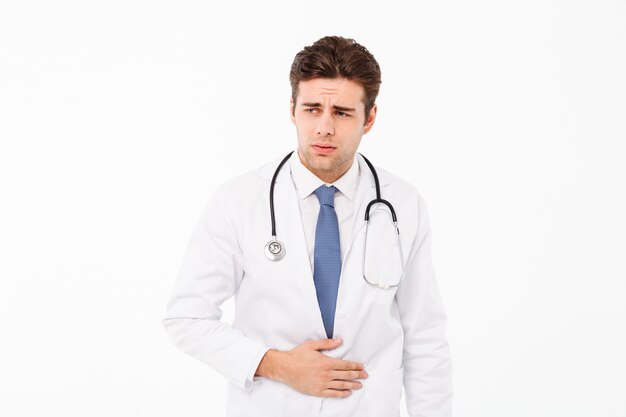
[396,194,453,416]
[161,185,270,392]
[163,184,368,395]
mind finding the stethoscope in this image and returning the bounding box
[264,151,405,289]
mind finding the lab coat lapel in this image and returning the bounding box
[271,153,328,338]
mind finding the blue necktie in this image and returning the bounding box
[313,185,341,339]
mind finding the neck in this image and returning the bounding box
[297,150,353,183]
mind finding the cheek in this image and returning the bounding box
[342,125,363,142]
[294,117,308,130]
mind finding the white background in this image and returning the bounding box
[1,1,625,416]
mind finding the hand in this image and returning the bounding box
[256,338,368,398]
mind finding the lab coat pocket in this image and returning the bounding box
[363,250,403,305]
[373,256,401,305]
[377,285,398,305]
[358,213,402,307]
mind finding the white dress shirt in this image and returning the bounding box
[288,148,360,274]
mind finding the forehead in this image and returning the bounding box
[296,78,365,105]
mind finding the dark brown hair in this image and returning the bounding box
[289,36,382,123]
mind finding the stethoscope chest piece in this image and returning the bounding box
[264,238,286,261]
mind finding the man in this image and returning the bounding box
[162,35,453,416]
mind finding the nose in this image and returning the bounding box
[316,111,334,136]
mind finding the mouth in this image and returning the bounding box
[312,144,336,155]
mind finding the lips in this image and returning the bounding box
[312,144,336,154]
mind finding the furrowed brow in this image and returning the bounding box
[333,105,356,112]
[300,102,355,112]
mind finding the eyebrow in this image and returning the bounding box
[300,102,356,112]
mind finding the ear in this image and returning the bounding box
[290,97,296,125]
[363,104,377,134]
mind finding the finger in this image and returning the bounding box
[330,369,369,381]
[320,388,352,398]
[330,358,365,371]
[306,338,343,351]
[326,379,363,391]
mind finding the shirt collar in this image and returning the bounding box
[289,148,359,201]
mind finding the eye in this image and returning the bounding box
[335,111,348,117]
[305,108,319,113]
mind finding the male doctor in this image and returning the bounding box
[162,36,453,416]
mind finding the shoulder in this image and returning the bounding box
[208,153,287,206]
[368,162,426,208]
[195,156,282,235]
[365,162,433,242]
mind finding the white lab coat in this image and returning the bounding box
[162,152,452,417]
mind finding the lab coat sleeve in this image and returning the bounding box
[162,184,270,392]
[396,193,453,417]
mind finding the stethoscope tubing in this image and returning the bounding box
[269,150,396,237]
[269,151,294,239]
[266,150,404,289]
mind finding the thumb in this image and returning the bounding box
[307,338,343,351]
